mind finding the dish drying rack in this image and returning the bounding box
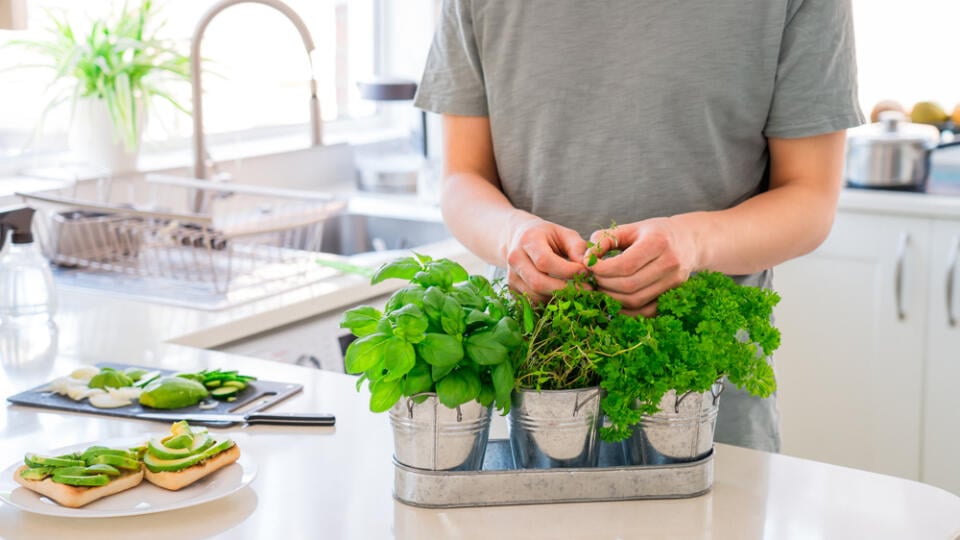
[18,174,348,296]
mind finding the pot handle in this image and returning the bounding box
[937,140,960,151]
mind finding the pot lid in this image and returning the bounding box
[847,111,940,149]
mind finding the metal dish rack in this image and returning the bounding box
[19,174,347,296]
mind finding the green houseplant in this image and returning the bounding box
[10,0,190,172]
[340,254,523,471]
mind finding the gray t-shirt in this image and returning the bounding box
[415,0,864,452]
[415,0,865,290]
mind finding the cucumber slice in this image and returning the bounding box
[204,379,223,388]
[52,473,109,487]
[221,380,247,390]
[210,386,239,399]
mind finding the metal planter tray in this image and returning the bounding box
[394,439,713,508]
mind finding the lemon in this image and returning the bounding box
[911,101,948,125]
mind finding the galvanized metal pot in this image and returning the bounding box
[389,394,492,471]
[508,387,603,469]
[625,380,724,465]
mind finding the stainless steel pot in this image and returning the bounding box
[845,111,960,190]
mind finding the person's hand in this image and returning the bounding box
[585,217,699,316]
[505,217,588,304]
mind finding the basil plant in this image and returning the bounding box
[340,255,524,414]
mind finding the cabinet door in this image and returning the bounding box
[922,221,960,495]
[773,212,930,480]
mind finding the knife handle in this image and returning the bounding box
[244,412,336,426]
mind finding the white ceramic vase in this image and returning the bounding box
[67,97,142,175]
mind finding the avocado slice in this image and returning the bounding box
[80,446,137,464]
[148,432,214,460]
[163,433,194,450]
[19,467,54,481]
[87,453,140,471]
[52,473,109,487]
[24,453,85,468]
[84,463,121,477]
[144,439,234,473]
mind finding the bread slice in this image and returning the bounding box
[144,444,241,491]
[13,465,144,508]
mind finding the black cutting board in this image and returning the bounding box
[6,362,303,426]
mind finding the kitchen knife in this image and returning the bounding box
[135,411,335,426]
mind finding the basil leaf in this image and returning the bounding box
[440,295,465,336]
[465,330,509,365]
[422,286,445,325]
[464,309,496,329]
[382,337,416,381]
[385,285,426,313]
[429,259,469,284]
[431,362,455,381]
[413,269,452,290]
[343,332,391,374]
[492,317,523,348]
[389,304,428,344]
[436,369,481,408]
[369,378,403,413]
[416,333,463,368]
[371,257,422,284]
[468,274,495,298]
[402,361,434,397]
[477,383,495,407]
[492,361,514,410]
[339,306,382,338]
[451,282,485,309]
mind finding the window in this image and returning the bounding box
[0,0,383,164]
[853,0,960,118]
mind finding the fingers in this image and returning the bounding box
[589,225,664,277]
[505,221,588,302]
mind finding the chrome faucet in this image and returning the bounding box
[189,0,323,212]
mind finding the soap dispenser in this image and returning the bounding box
[0,207,57,329]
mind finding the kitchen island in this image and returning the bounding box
[3,185,960,538]
[2,347,960,540]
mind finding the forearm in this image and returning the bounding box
[440,171,538,267]
[675,180,840,275]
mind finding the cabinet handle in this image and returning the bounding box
[947,236,960,327]
[895,232,909,321]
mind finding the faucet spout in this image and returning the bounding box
[190,0,323,201]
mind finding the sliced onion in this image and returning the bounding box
[89,392,133,408]
[70,366,99,381]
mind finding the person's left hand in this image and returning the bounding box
[584,217,699,316]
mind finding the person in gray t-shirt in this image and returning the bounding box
[414,0,864,452]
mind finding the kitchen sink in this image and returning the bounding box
[317,212,451,256]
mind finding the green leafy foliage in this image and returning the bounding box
[341,255,523,414]
[6,1,190,150]
[517,271,781,443]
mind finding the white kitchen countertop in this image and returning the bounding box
[3,185,960,537]
[1,348,959,539]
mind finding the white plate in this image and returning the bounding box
[0,436,257,518]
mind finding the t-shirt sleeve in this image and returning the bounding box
[414,0,488,116]
[763,0,865,138]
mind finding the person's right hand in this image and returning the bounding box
[504,217,588,304]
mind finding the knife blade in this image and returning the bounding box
[135,411,336,426]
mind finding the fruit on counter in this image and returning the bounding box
[138,376,209,409]
[910,101,948,125]
[869,99,907,123]
[87,367,133,390]
[143,421,240,491]
[951,103,960,127]
[13,445,144,508]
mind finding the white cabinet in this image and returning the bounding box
[922,221,960,494]
[774,212,931,480]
